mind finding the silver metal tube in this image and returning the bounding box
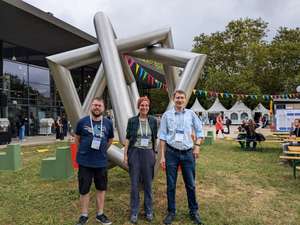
[161,30,178,99]
[82,64,107,114]
[94,12,134,144]
[47,60,83,128]
[120,55,135,84]
[128,82,140,115]
[47,28,172,70]
[107,145,128,170]
[176,55,207,101]
[128,47,200,67]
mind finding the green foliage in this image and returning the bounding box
[192,18,300,109]
[148,88,169,114]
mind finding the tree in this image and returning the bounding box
[192,18,300,108]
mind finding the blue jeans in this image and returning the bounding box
[165,145,198,215]
[19,125,25,141]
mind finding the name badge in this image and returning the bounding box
[141,137,150,146]
[175,130,184,142]
[91,137,101,150]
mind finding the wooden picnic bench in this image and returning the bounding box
[288,146,300,152]
[279,155,300,178]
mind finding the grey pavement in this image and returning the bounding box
[0,126,273,149]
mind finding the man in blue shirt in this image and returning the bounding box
[75,97,114,225]
[159,90,204,225]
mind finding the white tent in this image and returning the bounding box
[207,97,227,113]
[207,98,228,125]
[252,103,270,120]
[190,98,208,124]
[228,100,252,124]
[190,98,206,113]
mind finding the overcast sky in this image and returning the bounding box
[24,0,299,51]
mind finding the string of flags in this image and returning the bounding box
[125,55,299,100]
[194,89,300,100]
[126,56,167,89]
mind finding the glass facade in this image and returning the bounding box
[0,40,97,136]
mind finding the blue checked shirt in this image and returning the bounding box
[159,107,204,150]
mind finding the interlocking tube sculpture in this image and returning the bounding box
[46,12,206,173]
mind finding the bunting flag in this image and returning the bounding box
[194,89,300,100]
[135,64,140,74]
[126,56,166,89]
[126,55,299,97]
[138,67,144,79]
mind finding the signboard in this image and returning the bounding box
[275,109,300,131]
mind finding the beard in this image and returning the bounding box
[91,110,102,118]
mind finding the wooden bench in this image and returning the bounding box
[288,146,300,152]
[279,155,300,178]
[283,151,300,155]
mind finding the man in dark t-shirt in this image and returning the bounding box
[282,119,300,153]
[75,97,114,225]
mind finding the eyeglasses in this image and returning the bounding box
[92,104,102,107]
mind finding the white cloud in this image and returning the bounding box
[24,0,300,50]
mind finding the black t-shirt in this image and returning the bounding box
[292,127,300,137]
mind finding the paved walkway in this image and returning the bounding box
[0,125,274,149]
[0,135,62,149]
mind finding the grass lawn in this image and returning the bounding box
[1,140,300,225]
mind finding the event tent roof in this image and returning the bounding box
[253,103,269,114]
[228,100,252,113]
[190,98,206,112]
[207,97,227,113]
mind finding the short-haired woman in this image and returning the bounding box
[124,96,158,224]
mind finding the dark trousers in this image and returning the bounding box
[128,147,156,215]
[246,135,256,149]
[165,145,198,215]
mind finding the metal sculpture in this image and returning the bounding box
[46,12,206,172]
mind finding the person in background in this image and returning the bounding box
[282,119,300,152]
[55,116,63,140]
[215,113,224,138]
[123,96,158,224]
[244,119,258,150]
[74,97,114,225]
[224,116,232,134]
[16,115,25,142]
[61,114,68,137]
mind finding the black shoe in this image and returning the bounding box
[96,214,112,225]
[145,213,153,222]
[190,212,204,225]
[130,214,138,224]
[76,216,88,225]
[163,212,175,224]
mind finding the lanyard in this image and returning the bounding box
[90,115,103,137]
[139,118,148,137]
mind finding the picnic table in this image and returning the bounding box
[279,146,300,178]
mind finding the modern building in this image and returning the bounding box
[0,0,99,136]
[0,0,165,136]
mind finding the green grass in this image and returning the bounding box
[1,140,300,225]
